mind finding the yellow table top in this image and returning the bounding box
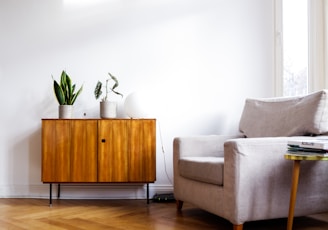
[285,152,328,161]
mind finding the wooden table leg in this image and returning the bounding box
[287,160,301,230]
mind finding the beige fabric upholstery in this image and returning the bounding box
[239,90,328,137]
[174,136,328,226]
[179,157,224,186]
[173,90,328,228]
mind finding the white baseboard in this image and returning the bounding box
[0,184,174,199]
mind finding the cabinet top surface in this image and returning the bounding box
[42,118,156,121]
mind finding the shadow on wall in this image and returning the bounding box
[9,127,42,191]
[29,127,42,185]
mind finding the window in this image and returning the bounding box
[282,0,308,96]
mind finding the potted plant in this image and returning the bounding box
[94,72,123,118]
[53,70,83,118]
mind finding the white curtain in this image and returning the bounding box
[308,0,328,91]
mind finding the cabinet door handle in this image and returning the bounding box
[101,139,106,143]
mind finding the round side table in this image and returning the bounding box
[284,152,328,230]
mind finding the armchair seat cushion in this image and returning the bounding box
[179,157,224,186]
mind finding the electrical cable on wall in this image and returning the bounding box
[158,121,173,185]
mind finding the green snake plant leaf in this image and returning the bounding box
[60,71,68,103]
[70,84,83,105]
[54,80,66,105]
[60,71,67,91]
[53,70,83,105]
[66,74,73,104]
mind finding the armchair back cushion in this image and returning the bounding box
[239,90,328,137]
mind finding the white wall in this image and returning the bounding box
[0,0,275,199]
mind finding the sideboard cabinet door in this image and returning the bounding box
[129,119,156,182]
[42,120,71,182]
[70,120,98,182]
[98,119,129,182]
[42,119,98,183]
[98,119,156,183]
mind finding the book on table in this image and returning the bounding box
[287,138,328,156]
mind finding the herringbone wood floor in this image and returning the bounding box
[0,199,328,229]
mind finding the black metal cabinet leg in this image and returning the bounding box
[57,184,61,199]
[147,183,149,204]
[49,183,52,207]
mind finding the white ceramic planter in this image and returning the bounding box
[100,101,117,118]
[59,105,73,119]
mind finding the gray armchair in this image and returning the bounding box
[173,90,328,230]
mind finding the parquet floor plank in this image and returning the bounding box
[0,199,328,229]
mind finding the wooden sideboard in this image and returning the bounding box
[41,119,156,205]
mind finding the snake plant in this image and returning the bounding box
[53,70,83,105]
[94,72,123,102]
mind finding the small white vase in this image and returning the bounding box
[59,105,73,119]
[100,101,117,118]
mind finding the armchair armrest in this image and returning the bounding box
[173,134,243,207]
[223,136,323,223]
[173,135,243,158]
